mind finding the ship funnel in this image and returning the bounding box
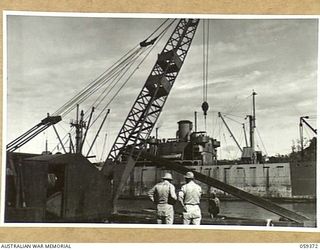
[177,120,193,142]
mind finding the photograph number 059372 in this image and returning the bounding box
[3,12,318,229]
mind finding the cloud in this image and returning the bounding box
[213,41,239,53]
[6,17,318,158]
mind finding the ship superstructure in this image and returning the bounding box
[147,120,220,165]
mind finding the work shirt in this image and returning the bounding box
[179,180,202,205]
[148,180,177,204]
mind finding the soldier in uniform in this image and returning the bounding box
[178,171,202,225]
[148,173,177,224]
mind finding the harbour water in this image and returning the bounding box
[117,198,316,227]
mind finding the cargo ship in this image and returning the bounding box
[120,119,316,201]
[119,91,316,201]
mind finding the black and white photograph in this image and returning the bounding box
[3,12,318,229]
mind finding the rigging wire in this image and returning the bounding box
[223,114,244,125]
[144,18,170,40]
[50,127,70,153]
[89,20,175,128]
[50,19,177,154]
[211,113,219,139]
[53,45,140,116]
[53,19,174,118]
[256,127,268,156]
[49,47,142,149]
[50,48,141,151]
[211,110,244,119]
[100,132,108,162]
[217,118,222,159]
[86,53,141,112]
[78,19,176,123]
[59,48,143,117]
[83,48,146,120]
[222,132,230,158]
[224,93,252,118]
[304,126,312,141]
[233,126,244,159]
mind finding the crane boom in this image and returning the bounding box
[6,115,61,152]
[300,116,317,135]
[218,112,243,153]
[299,116,317,155]
[103,19,199,210]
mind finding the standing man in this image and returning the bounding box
[148,172,177,224]
[178,171,202,225]
[208,190,220,220]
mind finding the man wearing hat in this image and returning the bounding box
[148,172,177,224]
[178,171,202,225]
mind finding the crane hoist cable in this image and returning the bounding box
[88,52,142,107]
[83,20,176,122]
[62,47,144,118]
[50,19,177,153]
[57,47,142,117]
[74,20,176,117]
[67,19,176,121]
[86,49,146,118]
[88,20,175,128]
[53,45,139,116]
[52,19,174,118]
[139,18,171,47]
[83,19,177,123]
[201,20,210,130]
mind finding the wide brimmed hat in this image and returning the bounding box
[162,173,173,180]
[184,171,194,179]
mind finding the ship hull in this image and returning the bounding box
[123,160,316,199]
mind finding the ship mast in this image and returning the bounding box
[251,91,257,163]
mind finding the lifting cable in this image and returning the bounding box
[88,19,175,128]
[50,47,143,152]
[256,127,268,157]
[70,19,175,122]
[62,48,144,118]
[57,47,142,117]
[52,19,173,118]
[82,19,176,125]
[50,19,176,153]
[201,20,210,130]
[86,49,146,119]
[53,45,139,116]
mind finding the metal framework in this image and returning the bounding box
[105,19,199,162]
[103,19,199,208]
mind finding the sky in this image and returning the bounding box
[6,14,318,161]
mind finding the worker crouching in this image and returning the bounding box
[178,172,202,225]
[148,173,177,224]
